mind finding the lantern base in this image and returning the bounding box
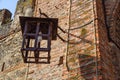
[21,49,51,64]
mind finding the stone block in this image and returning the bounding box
[0,9,12,25]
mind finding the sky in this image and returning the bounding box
[0,0,18,18]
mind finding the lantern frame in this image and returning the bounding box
[19,16,58,63]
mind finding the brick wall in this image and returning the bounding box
[96,0,120,80]
[107,1,120,48]
[31,0,69,79]
[0,0,100,80]
[66,0,99,79]
[0,0,120,80]
[33,0,99,80]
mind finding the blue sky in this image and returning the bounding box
[0,0,18,18]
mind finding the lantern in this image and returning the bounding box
[20,16,58,63]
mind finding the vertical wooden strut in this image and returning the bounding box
[34,22,40,63]
[47,22,52,63]
[22,21,28,62]
[24,37,30,62]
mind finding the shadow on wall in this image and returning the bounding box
[67,54,97,80]
[65,24,100,79]
[78,54,97,80]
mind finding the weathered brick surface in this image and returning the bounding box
[66,0,99,80]
[108,2,120,48]
[0,0,36,80]
[96,0,120,80]
[32,0,69,79]
[0,0,99,79]
[34,0,99,80]
[0,0,120,80]
[0,9,12,25]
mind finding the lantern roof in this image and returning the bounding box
[19,16,58,40]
